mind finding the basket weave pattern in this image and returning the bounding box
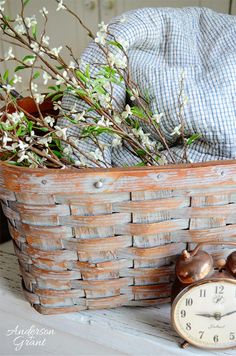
[1,161,236,314]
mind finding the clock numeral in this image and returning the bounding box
[199,331,204,339]
[230,332,235,340]
[215,285,224,294]
[186,322,191,331]
[180,310,186,318]
[185,298,193,306]
[199,289,206,298]
[213,335,219,343]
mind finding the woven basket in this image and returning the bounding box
[1,160,236,315]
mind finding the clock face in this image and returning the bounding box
[172,279,236,349]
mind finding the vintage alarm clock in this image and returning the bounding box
[171,242,236,350]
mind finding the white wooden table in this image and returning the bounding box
[0,241,235,356]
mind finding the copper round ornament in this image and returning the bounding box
[226,251,236,277]
[176,249,214,284]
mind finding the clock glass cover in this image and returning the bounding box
[172,280,236,349]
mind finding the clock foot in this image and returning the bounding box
[180,341,189,349]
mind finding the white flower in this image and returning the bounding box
[54,125,67,140]
[44,116,55,127]
[33,93,45,104]
[4,47,14,60]
[114,115,122,124]
[98,21,108,32]
[14,22,26,35]
[69,61,76,69]
[39,7,48,16]
[56,0,66,11]
[53,101,61,111]
[95,93,111,109]
[37,136,52,147]
[121,104,132,119]
[74,154,87,167]
[31,82,38,92]
[73,110,86,122]
[108,52,127,69]
[2,132,12,148]
[97,115,113,127]
[25,130,35,143]
[170,124,182,136]
[95,31,107,46]
[55,74,65,85]
[25,15,37,29]
[2,84,15,94]
[0,1,5,12]
[7,111,24,124]
[63,145,73,155]
[42,35,50,46]
[89,148,103,161]
[132,127,155,150]
[152,113,164,124]
[13,74,22,84]
[130,88,139,101]
[62,70,69,80]
[50,46,62,57]
[18,140,29,151]
[17,152,29,163]
[119,15,127,23]
[30,41,40,53]
[70,104,77,113]
[43,71,52,85]
[112,135,122,148]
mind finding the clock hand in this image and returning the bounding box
[221,310,236,318]
[195,313,214,318]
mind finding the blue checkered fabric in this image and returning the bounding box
[58,7,236,167]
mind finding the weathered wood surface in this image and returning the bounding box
[1,160,236,194]
[1,161,236,314]
[1,241,235,356]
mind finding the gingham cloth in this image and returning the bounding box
[58,7,236,167]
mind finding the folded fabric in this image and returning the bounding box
[58,7,236,167]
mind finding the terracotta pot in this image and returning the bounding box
[3,96,58,117]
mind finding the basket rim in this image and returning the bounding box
[0,159,236,175]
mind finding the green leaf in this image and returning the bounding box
[131,106,146,119]
[136,149,146,157]
[74,89,87,97]
[14,65,26,72]
[186,133,202,146]
[22,55,35,63]
[75,70,87,83]
[32,24,37,39]
[51,93,63,101]
[81,125,113,138]
[48,86,57,91]
[85,64,90,79]
[52,150,62,158]
[3,70,9,81]
[28,121,33,133]
[107,40,123,50]
[23,0,31,5]
[135,162,146,166]
[56,65,64,70]
[33,71,40,80]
